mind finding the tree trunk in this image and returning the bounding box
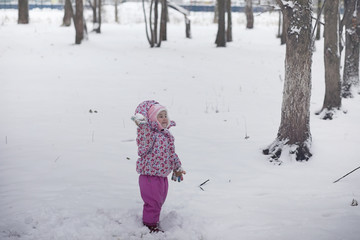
[318,0,341,119]
[263,0,313,162]
[277,11,281,38]
[154,0,159,45]
[245,0,254,29]
[92,0,98,23]
[115,0,119,23]
[315,0,322,40]
[186,17,191,38]
[342,0,359,98]
[18,0,29,24]
[213,0,218,24]
[161,0,167,41]
[280,12,288,45]
[95,0,102,33]
[62,0,73,26]
[75,0,84,44]
[226,0,232,42]
[215,0,226,47]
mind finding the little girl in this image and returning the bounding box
[132,100,186,233]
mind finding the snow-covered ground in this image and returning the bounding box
[1,3,360,240]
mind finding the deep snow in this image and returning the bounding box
[1,3,360,240]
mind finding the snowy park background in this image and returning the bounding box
[1,2,360,240]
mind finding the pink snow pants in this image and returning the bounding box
[139,175,168,226]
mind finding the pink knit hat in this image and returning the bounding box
[148,104,168,130]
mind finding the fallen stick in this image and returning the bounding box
[199,179,210,191]
[333,166,360,183]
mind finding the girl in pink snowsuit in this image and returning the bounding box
[132,100,186,233]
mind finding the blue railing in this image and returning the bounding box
[0,3,267,12]
[0,4,63,9]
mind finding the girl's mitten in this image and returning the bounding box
[131,113,147,126]
[172,167,186,182]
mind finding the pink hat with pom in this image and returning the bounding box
[148,104,168,130]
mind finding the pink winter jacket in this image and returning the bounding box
[134,100,182,177]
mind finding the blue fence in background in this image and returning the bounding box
[0,3,267,12]
[181,5,266,12]
[0,4,63,9]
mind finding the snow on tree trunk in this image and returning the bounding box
[215,0,226,47]
[263,0,313,162]
[342,0,360,98]
[18,0,29,24]
[317,0,341,119]
[75,0,84,44]
[245,0,254,29]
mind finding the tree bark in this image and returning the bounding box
[215,0,226,47]
[62,0,73,26]
[277,11,281,38]
[95,0,102,33]
[280,12,288,45]
[226,0,232,42]
[75,0,84,44]
[115,0,119,23]
[318,0,341,118]
[161,0,167,41]
[18,0,29,24]
[154,0,159,45]
[315,0,322,40]
[92,0,98,24]
[342,0,360,98]
[245,0,254,29]
[264,0,313,162]
[213,0,218,24]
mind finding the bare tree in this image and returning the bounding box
[215,0,226,47]
[96,0,102,33]
[75,0,84,44]
[160,0,167,41]
[280,12,288,45]
[245,0,254,29]
[18,0,29,24]
[341,0,360,98]
[88,0,102,33]
[226,0,232,41]
[115,0,120,23]
[316,0,341,119]
[263,0,313,162]
[143,0,164,47]
[315,0,322,40]
[62,0,73,26]
[213,0,219,24]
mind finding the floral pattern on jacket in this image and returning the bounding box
[134,100,182,177]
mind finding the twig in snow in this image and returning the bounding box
[333,166,360,183]
[243,116,250,139]
[199,179,210,191]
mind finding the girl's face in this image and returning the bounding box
[157,110,169,129]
